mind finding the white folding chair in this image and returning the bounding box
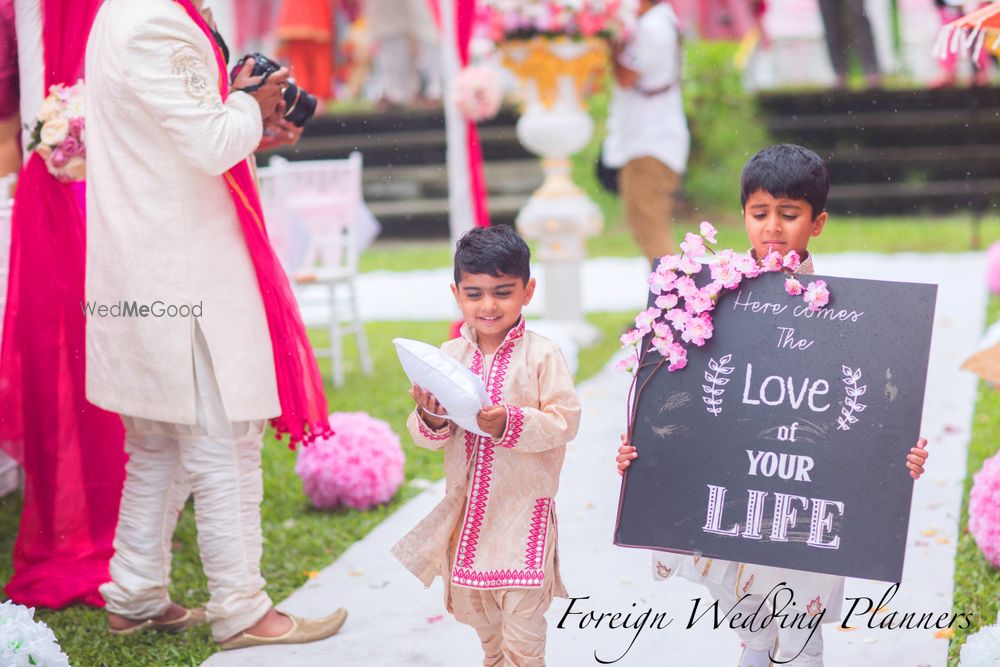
[258,153,373,388]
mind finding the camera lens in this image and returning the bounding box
[282,83,317,128]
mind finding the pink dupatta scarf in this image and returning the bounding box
[175,0,331,447]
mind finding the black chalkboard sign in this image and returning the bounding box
[614,270,937,583]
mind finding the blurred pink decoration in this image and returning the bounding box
[295,412,405,511]
[969,450,1000,568]
[453,65,502,123]
[987,241,1000,295]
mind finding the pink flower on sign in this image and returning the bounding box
[760,250,783,272]
[652,321,673,340]
[803,280,830,311]
[785,276,803,296]
[634,306,660,334]
[655,293,679,310]
[675,276,699,299]
[665,308,691,333]
[648,269,677,295]
[666,342,687,371]
[783,250,801,271]
[699,221,718,244]
[735,253,760,278]
[680,232,706,259]
[657,255,680,272]
[711,262,742,289]
[685,291,713,315]
[678,254,702,275]
[616,352,639,376]
[619,328,642,348]
[650,335,673,357]
[681,314,714,346]
[703,281,724,298]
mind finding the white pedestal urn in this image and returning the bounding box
[503,37,605,347]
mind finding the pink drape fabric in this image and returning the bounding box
[175,0,331,448]
[0,0,126,609]
[457,0,490,229]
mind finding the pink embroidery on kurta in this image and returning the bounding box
[452,319,543,589]
[417,416,449,441]
[524,498,550,570]
[498,406,524,448]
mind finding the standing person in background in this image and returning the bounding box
[932,0,991,88]
[366,0,442,109]
[276,0,335,109]
[817,0,881,89]
[602,0,690,264]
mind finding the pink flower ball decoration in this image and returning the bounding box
[968,450,1000,568]
[453,65,502,124]
[295,412,405,511]
[987,241,1000,295]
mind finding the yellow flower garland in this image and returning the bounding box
[500,36,608,109]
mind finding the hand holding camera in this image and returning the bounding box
[232,57,290,127]
[231,54,317,129]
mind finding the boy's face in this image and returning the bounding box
[451,272,536,346]
[743,189,827,260]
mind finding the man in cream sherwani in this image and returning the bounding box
[85,0,345,649]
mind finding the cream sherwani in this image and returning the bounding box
[86,0,279,640]
[85,0,279,425]
[650,253,841,665]
[392,318,581,665]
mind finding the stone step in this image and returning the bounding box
[757,86,1000,116]
[823,144,1000,184]
[370,194,529,238]
[363,159,543,201]
[827,177,1000,215]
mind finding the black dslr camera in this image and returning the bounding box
[231,53,317,128]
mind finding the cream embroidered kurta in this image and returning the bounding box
[392,319,582,593]
[650,253,846,622]
[85,0,280,424]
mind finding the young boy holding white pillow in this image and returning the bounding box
[392,225,581,666]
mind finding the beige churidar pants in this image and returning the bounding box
[619,156,681,262]
[100,325,272,642]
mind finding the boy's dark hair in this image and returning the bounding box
[453,225,531,285]
[740,144,830,218]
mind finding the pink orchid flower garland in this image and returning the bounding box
[617,221,831,378]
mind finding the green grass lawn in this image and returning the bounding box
[361,215,1000,274]
[949,295,1000,666]
[0,313,629,667]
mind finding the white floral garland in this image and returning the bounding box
[0,601,70,667]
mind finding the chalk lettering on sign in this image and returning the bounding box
[702,354,734,416]
[776,326,814,351]
[837,366,867,431]
[746,450,815,481]
[741,364,832,413]
[701,486,845,548]
[731,290,789,316]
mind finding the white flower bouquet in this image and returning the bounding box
[26,81,86,182]
[0,600,70,667]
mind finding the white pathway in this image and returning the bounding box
[206,253,987,667]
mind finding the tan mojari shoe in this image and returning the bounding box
[219,608,347,650]
[108,606,206,636]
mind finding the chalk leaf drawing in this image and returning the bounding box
[837,365,867,431]
[703,354,734,416]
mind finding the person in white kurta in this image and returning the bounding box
[85,0,344,646]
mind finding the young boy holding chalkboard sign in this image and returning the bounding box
[392,225,581,665]
[615,145,930,666]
